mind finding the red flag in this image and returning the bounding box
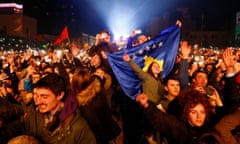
[54,26,69,45]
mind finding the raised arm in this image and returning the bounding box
[122,53,148,81]
[178,42,191,89]
[136,93,190,144]
[222,48,240,110]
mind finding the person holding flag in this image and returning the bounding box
[122,52,166,143]
[110,20,180,144]
[122,53,164,104]
[107,20,182,101]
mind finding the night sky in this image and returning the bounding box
[2,0,240,37]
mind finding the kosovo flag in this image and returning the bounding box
[107,24,181,100]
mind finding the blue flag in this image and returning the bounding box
[107,25,181,100]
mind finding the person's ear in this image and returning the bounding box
[164,86,168,92]
[57,91,64,101]
[192,78,196,84]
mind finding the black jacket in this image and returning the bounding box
[79,91,121,144]
[142,103,212,144]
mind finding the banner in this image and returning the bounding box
[107,24,181,100]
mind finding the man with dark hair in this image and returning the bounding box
[89,30,118,58]
[158,75,181,112]
[0,73,96,144]
[191,70,223,108]
[95,30,111,46]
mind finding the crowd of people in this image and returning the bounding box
[0,21,240,144]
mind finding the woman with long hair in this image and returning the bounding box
[123,53,164,104]
[71,69,121,144]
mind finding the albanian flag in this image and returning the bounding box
[54,26,69,45]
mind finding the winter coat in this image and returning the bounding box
[0,93,96,144]
[0,99,24,125]
[76,78,121,144]
[223,74,240,113]
[142,103,214,144]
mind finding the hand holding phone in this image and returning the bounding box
[203,86,214,96]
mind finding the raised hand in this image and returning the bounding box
[176,20,182,27]
[95,34,101,46]
[222,48,236,68]
[135,93,149,108]
[180,41,191,60]
[123,53,130,62]
[222,48,240,74]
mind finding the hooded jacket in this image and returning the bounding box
[76,78,121,144]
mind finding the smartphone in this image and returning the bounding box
[100,34,106,39]
[135,30,142,34]
[36,61,41,65]
[203,87,214,95]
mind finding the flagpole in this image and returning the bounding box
[66,26,71,51]
[67,35,71,50]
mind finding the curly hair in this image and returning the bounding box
[178,88,214,123]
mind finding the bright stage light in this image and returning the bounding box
[112,33,129,42]
[87,0,153,39]
[86,0,169,41]
[107,3,137,41]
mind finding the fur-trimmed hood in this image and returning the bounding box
[75,78,101,106]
